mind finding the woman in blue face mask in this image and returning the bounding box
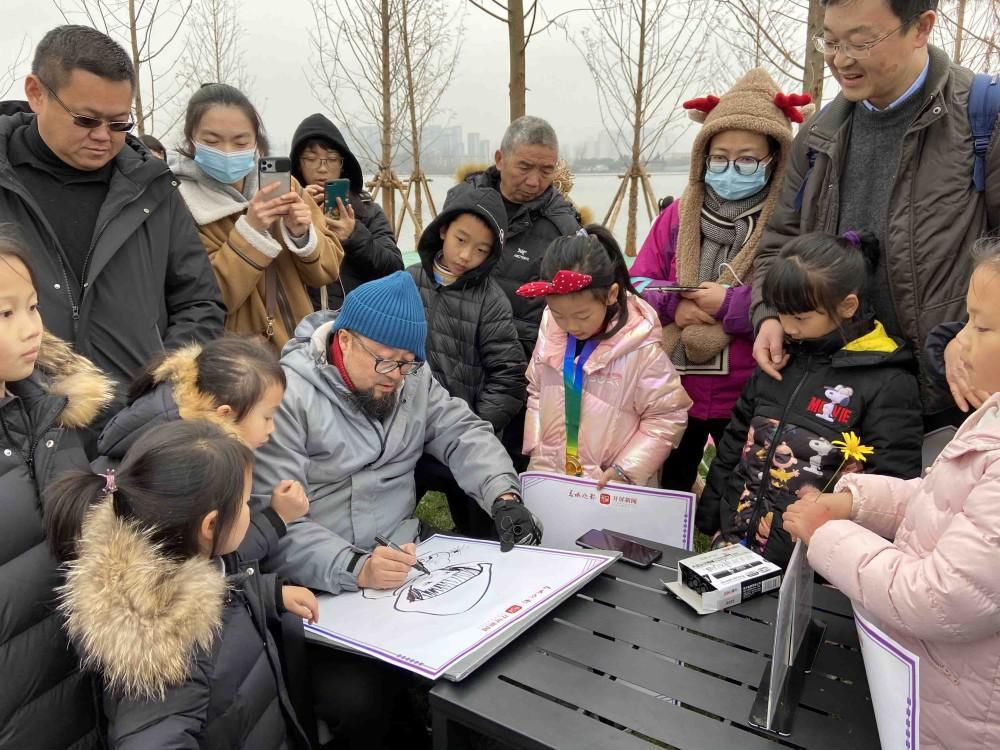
[630,69,812,520]
[172,84,343,351]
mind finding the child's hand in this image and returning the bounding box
[681,282,726,316]
[282,585,319,624]
[675,299,715,328]
[271,480,309,523]
[784,499,834,544]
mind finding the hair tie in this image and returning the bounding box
[516,270,593,298]
[102,468,117,494]
[841,230,861,248]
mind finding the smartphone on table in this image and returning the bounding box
[259,156,292,197]
[325,178,351,220]
[575,529,662,567]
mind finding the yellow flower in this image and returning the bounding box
[832,431,875,463]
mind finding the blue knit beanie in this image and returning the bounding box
[331,271,427,360]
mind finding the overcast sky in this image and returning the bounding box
[1,0,636,156]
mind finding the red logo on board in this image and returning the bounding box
[599,493,611,505]
[506,605,522,614]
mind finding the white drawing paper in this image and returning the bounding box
[854,608,920,750]
[305,535,617,680]
[520,470,694,551]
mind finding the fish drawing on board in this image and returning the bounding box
[362,546,493,616]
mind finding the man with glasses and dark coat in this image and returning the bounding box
[251,270,541,748]
[751,0,999,430]
[0,25,224,415]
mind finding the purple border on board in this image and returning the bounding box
[305,535,612,680]
[856,617,918,750]
[521,471,695,549]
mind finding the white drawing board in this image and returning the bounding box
[305,534,618,680]
[521,471,695,551]
[854,608,920,750]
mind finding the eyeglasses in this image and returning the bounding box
[40,80,135,132]
[353,334,423,375]
[705,154,772,176]
[812,18,914,60]
[300,155,343,169]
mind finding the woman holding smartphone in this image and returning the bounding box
[290,113,404,310]
[173,84,343,350]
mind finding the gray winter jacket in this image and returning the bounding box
[252,311,520,594]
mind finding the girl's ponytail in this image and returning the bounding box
[841,229,881,274]
[581,223,637,314]
[46,470,111,562]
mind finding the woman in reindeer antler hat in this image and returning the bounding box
[631,69,813,514]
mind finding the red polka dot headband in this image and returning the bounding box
[516,270,594,298]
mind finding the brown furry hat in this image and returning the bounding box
[664,69,812,364]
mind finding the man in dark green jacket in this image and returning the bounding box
[0,26,225,413]
[751,0,999,427]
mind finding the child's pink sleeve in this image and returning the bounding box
[835,472,923,539]
[522,345,541,456]
[612,345,692,484]
[807,464,1000,643]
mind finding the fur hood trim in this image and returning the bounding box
[37,331,115,429]
[152,344,243,441]
[59,499,227,701]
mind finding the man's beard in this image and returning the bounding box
[348,386,399,421]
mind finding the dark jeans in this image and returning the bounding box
[659,417,730,493]
[415,453,496,539]
[309,644,431,750]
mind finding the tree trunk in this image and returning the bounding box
[953,0,967,64]
[625,0,648,256]
[508,0,526,122]
[400,0,423,246]
[803,0,826,106]
[127,0,146,135]
[379,0,395,223]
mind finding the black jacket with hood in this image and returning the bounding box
[0,111,226,410]
[461,167,581,359]
[289,114,403,310]
[0,333,114,750]
[407,184,526,432]
[700,320,924,569]
[60,497,310,750]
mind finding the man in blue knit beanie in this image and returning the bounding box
[251,271,543,747]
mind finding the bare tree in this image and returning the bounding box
[935,0,1000,71]
[0,36,29,100]
[310,0,408,225]
[397,0,463,244]
[53,0,193,136]
[180,0,252,93]
[713,0,827,104]
[578,0,710,255]
[467,0,586,122]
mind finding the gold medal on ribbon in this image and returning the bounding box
[565,454,583,477]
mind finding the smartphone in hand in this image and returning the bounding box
[325,179,351,220]
[259,157,292,196]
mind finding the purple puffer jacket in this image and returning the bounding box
[631,200,755,421]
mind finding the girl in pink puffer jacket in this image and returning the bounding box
[784,242,1000,750]
[517,225,691,488]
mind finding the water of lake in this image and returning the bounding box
[392,172,691,269]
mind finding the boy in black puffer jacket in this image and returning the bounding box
[408,184,526,537]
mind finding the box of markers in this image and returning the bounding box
[668,545,782,614]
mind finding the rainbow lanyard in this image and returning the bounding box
[563,335,599,476]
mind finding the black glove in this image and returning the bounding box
[492,498,543,552]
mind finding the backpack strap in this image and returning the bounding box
[793,149,818,212]
[969,72,1000,193]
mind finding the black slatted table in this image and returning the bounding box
[429,540,879,749]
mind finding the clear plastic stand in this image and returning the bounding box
[749,541,826,735]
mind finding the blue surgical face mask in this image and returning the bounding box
[704,159,772,201]
[193,142,256,184]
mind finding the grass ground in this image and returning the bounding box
[414,440,719,553]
